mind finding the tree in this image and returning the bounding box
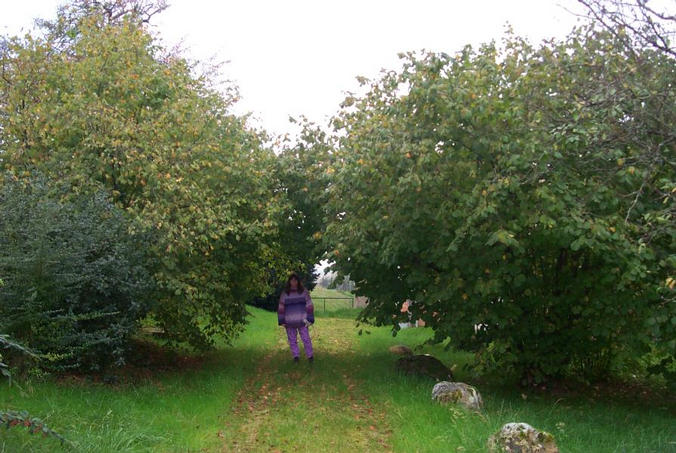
[575,0,675,57]
[324,27,674,383]
[250,119,332,310]
[0,0,285,348]
[574,0,676,382]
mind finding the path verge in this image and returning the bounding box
[220,318,392,452]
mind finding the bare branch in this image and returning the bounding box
[575,0,676,57]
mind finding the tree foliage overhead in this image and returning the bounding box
[276,120,333,272]
[324,26,674,382]
[1,0,673,386]
[0,0,286,348]
[249,119,333,311]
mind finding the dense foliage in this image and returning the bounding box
[1,0,672,387]
[0,1,287,348]
[324,28,674,382]
[0,177,154,370]
[249,121,333,311]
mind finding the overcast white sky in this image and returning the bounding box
[2,1,584,137]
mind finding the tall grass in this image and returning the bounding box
[354,324,676,452]
[1,307,674,452]
[0,307,277,452]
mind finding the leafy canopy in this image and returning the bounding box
[0,0,287,348]
[324,27,674,382]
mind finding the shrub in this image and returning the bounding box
[324,27,674,383]
[0,176,156,371]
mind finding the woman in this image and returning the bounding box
[278,273,314,362]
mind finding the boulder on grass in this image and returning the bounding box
[488,423,558,453]
[395,354,453,381]
[389,344,413,356]
[432,381,483,411]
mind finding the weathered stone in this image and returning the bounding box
[389,344,413,356]
[395,354,453,381]
[432,381,483,411]
[488,423,558,453]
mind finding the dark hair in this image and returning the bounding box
[285,272,304,294]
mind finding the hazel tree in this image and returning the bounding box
[325,27,674,383]
[0,0,286,347]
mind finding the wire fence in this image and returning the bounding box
[313,296,355,312]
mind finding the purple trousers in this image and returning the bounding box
[285,326,313,358]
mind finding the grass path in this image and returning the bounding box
[220,318,392,452]
[1,306,674,452]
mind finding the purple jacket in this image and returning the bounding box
[278,290,315,328]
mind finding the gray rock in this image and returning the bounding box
[395,354,453,381]
[488,423,558,453]
[389,344,413,356]
[432,381,483,411]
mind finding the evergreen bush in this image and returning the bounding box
[0,176,156,371]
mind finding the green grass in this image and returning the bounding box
[311,287,355,313]
[1,307,674,452]
[310,287,353,298]
[0,307,277,452]
[316,307,362,319]
[355,325,676,453]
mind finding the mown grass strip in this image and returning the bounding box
[1,307,674,452]
[220,317,391,452]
